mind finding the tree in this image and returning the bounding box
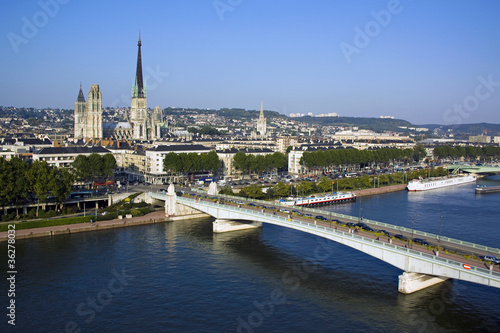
[413,144,427,163]
[27,160,51,216]
[273,181,290,197]
[318,176,333,193]
[233,152,250,174]
[48,168,74,211]
[203,151,220,173]
[103,154,117,178]
[72,155,90,180]
[239,184,265,199]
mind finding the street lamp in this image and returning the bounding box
[438,210,443,243]
[411,214,418,248]
[358,198,362,223]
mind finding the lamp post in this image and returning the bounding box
[358,198,362,223]
[438,210,443,243]
[411,214,417,248]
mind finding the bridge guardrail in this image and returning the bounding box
[176,195,500,281]
[188,189,500,255]
[187,189,500,256]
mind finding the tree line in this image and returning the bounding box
[0,153,118,218]
[0,157,74,216]
[233,152,287,175]
[163,151,220,178]
[433,145,500,162]
[299,146,427,171]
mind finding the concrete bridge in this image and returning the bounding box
[149,190,500,294]
[447,164,500,175]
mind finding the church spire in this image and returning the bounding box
[133,32,144,98]
[77,83,85,102]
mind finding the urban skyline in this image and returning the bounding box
[1,0,499,125]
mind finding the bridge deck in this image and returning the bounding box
[150,191,500,290]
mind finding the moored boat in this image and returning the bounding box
[407,174,476,191]
[475,185,500,194]
[277,192,356,206]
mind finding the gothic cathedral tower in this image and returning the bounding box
[74,84,87,139]
[130,33,148,140]
[87,84,103,139]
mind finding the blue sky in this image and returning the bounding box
[1,0,499,125]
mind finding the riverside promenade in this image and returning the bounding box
[0,210,167,242]
[352,184,407,197]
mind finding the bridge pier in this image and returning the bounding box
[213,219,262,233]
[398,272,448,294]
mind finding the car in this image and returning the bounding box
[482,255,500,264]
[394,234,408,241]
[346,222,357,228]
[279,208,290,213]
[357,223,374,232]
[412,238,430,246]
[315,215,328,221]
[247,203,256,207]
[378,230,390,236]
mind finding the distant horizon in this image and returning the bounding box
[1,1,499,125]
[3,103,500,128]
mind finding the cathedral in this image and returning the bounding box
[74,35,163,142]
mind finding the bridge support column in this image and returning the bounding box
[165,184,176,216]
[398,272,448,294]
[213,219,262,233]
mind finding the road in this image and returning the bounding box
[178,188,500,273]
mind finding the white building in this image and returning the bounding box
[33,146,111,168]
[145,144,212,184]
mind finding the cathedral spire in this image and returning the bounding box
[77,83,85,102]
[133,32,144,98]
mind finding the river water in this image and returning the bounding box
[2,176,500,332]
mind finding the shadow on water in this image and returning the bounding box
[162,218,500,332]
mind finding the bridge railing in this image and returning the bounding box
[178,196,500,281]
[186,189,500,256]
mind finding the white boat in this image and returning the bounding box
[407,174,476,191]
[277,192,356,206]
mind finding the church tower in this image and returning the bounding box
[256,101,267,137]
[86,84,103,139]
[152,105,162,139]
[74,84,87,139]
[130,33,148,140]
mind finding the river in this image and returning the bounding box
[1,176,500,332]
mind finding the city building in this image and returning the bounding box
[33,146,111,168]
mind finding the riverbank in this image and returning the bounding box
[351,183,407,197]
[0,210,168,242]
